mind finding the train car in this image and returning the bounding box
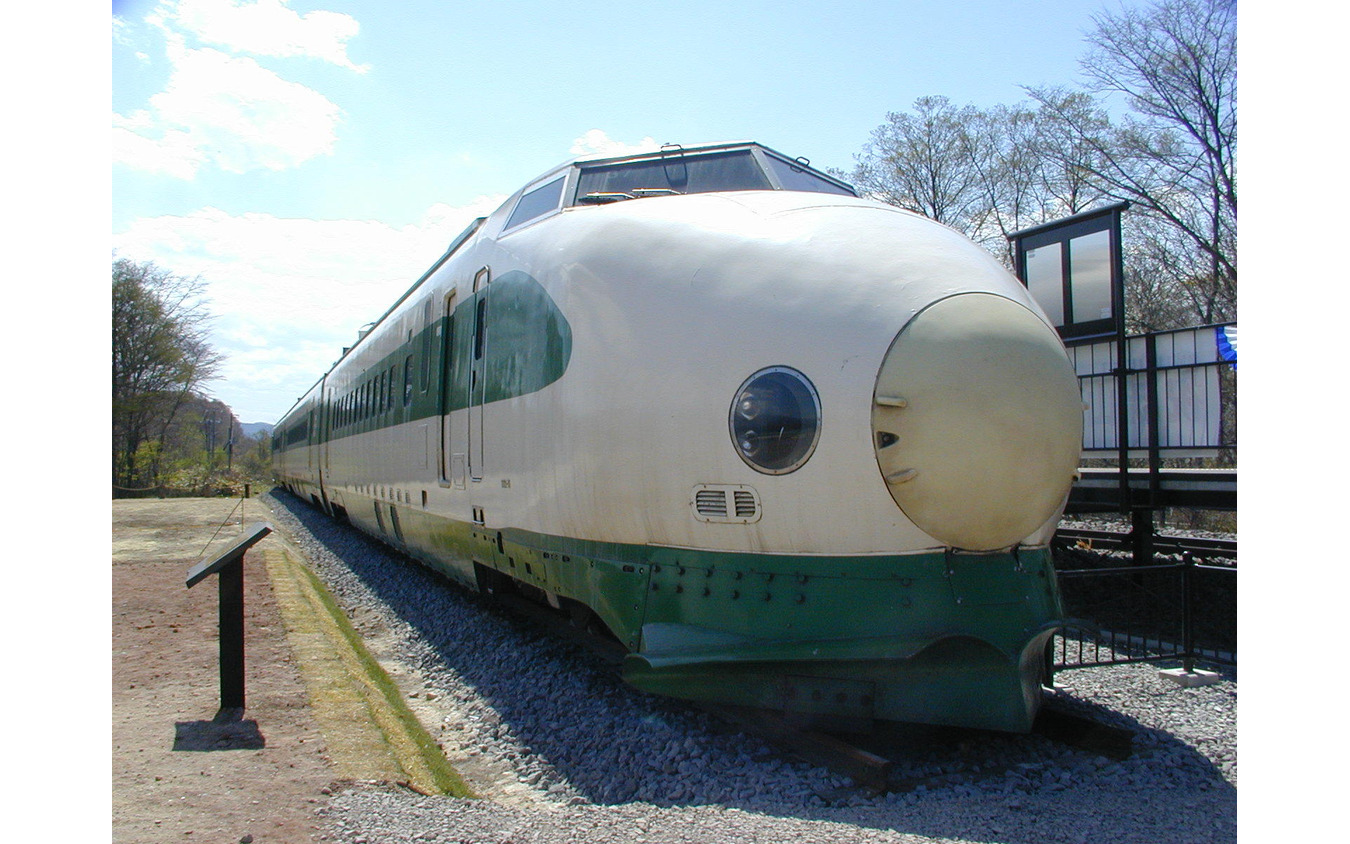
[273,141,1083,733]
[273,378,325,509]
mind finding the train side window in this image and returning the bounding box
[419,300,434,392]
[504,176,565,231]
[474,298,487,360]
[441,292,458,402]
[473,267,490,361]
[404,355,414,406]
[761,153,856,196]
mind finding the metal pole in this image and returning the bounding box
[1131,508,1155,568]
[218,557,246,712]
[1182,552,1196,674]
[1132,332,1160,567]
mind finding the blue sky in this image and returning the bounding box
[109,0,1163,424]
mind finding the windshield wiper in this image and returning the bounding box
[577,192,634,204]
[577,188,684,205]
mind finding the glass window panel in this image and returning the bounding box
[505,176,565,230]
[1070,229,1112,324]
[763,156,856,195]
[575,150,771,201]
[1024,243,1064,326]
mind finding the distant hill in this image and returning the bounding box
[241,422,275,439]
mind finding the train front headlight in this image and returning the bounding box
[729,367,821,475]
[871,292,1082,551]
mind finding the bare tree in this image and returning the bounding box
[852,96,1115,268]
[112,258,223,492]
[963,102,1111,265]
[1029,0,1236,325]
[850,96,988,233]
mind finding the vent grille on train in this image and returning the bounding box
[691,484,761,524]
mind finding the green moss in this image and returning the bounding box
[293,562,476,798]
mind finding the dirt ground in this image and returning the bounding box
[112,496,338,844]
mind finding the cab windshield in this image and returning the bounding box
[572,147,855,205]
[576,150,769,201]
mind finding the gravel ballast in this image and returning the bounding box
[263,492,1237,843]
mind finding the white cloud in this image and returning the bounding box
[113,42,342,177]
[113,1,360,179]
[112,113,207,179]
[161,0,368,72]
[570,129,660,157]
[111,197,506,421]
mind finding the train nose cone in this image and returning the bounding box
[872,293,1082,551]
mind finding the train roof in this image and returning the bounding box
[277,142,855,424]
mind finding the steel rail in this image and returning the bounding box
[1054,527,1236,560]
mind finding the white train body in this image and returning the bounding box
[275,142,1082,732]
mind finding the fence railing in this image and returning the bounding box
[1070,322,1237,462]
[1049,552,1236,677]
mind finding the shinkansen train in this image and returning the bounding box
[273,141,1083,733]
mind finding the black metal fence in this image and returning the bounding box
[1049,551,1236,676]
[1070,322,1237,460]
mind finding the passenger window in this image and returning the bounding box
[404,355,414,406]
[420,300,434,392]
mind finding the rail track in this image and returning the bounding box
[704,701,1133,793]
[485,575,1135,793]
[1054,527,1236,562]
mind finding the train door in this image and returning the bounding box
[439,291,467,489]
[468,267,490,483]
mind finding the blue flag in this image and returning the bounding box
[1215,325,1237,370]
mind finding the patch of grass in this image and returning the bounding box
[284,551,475,798]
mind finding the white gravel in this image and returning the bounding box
[264,492,1237,844]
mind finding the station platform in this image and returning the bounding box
[1068,467,1237,512]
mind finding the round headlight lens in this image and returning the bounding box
[729,367,821,474]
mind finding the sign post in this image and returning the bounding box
[185,522,273,716]
[1009,202,1131,509]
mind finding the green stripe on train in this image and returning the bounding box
[278,271,571,447]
